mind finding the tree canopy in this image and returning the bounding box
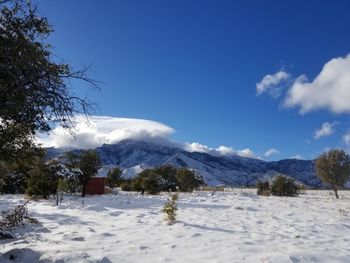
[316,149,350,199]
[0,0,98,162]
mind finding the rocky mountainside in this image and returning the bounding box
[47,139,321,187]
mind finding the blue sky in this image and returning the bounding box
[37,0,350,160]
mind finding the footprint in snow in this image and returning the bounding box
[101,232,115,237]
[109,211,122,217]
[71,236,85,241]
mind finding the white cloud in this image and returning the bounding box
[314,122,337,140]
[264,148,279,157]
[215,145,235,156]
[237,148,256,158]
[184,142,211,153]
[37,116,175,149]
[343,131,350,145]
[256,71,291,97]
[290,155,303,160]
[284,54,350,114]
[185,143,256,158]
[37,115,259,159]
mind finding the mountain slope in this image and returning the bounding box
[47,139,321,187]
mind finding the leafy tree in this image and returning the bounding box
[106,167,124,188]
[316,149,350,199]
[176,168,203,192]
[0,0,97,167]
[271,175,299,197]
[0,0,96,132]
[78,150,101,197]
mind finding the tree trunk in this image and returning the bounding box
[82,184,86,197]
[333,186,339,199]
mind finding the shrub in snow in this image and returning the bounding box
[316,149,350,199]
[271,175,299,197]
[257,181,270,196]
[143,172,165,195]
[120,180,133,191]
[163,192,179,224]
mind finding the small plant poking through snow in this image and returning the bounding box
[163,192,179,224]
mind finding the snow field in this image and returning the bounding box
[1,190,350,263]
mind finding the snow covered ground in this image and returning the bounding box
[1,189,350,263]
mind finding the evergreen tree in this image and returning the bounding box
[26,159,58,199]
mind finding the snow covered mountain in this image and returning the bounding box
[47,139,321,187]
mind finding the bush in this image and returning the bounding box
[271,175,298,197]
[162,192,179,224]
[120,180,133,191]
[143,172,165,194]
[257,181,270,196]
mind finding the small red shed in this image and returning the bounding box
[85,177,105,195]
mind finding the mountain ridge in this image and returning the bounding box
[46,139,321,187]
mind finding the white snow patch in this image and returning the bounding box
[1,190,350,262]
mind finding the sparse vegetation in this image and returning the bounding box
[120,166,205,194]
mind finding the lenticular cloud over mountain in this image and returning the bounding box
[37,116,175,149]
